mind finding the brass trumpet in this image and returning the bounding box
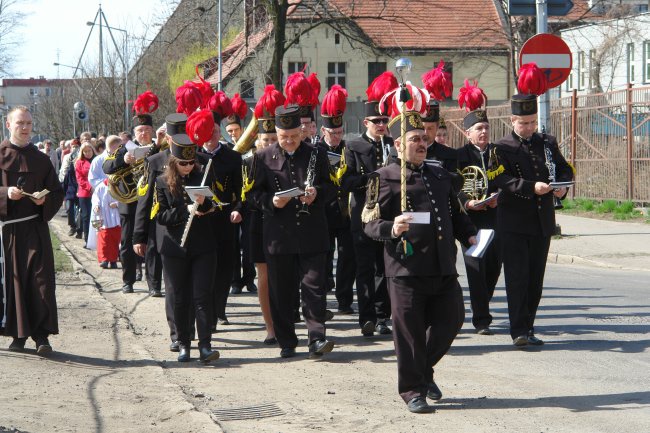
[460,165,488,201]
[233,114,258,154]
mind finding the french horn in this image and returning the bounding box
[460,165,488,201]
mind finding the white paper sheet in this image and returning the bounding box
[402,212,430,224]
[464,229,495,259]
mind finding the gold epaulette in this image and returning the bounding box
[150,181,159,219]
[487,165,504,180]
[241,178,254,202]
[138,183,149,197]
[360,174,380,223]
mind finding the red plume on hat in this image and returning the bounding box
[458,79,488,112]
[208,91,233,120]
[366,71,398,102]
[307,73,321,107]
[195,65,215,109]
[422,60,453,101]
[231,93,248,119]
[517,63,549,96]
[284,71,313,107]
[186,109,215,145]
[176,81,203,116]
[132,89,159,115]
[254,85,285,118]
[321,84,348,116]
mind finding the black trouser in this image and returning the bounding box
[462,234,502,329]
[231,217,256,288]
[389,276,464,404]
[162,252,216,348]
[78,197,92,242]
[266,252,327,349]
[213,212,236,322]
[501,232,551,339]
[162,266,194,342]
[145,223,163,292]
[66,198,79,232]
[327,225,356,309]
[119,212,137,285]
[352,229,390,327]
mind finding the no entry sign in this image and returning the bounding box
[519,33,572,89]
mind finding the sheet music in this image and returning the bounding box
[464,229,495,259]
[274,187,305,198]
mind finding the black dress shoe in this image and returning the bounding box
[375,319,392,335]
[68,228,76,236]
[75,232,83,239]
[110,262,118,269]
[476,327,494,335]
[324,309,334,322]
[34,337,52,356]
[199,347,220,363]
[513,335,528,347]
[178,345,190,362]
[8,337,27,352]
[337,305,354,314]
[149,289,163,298]
[99,261,109,269]
[169,340,180,352]
[427,381,442,401]
[280,348,296,358]
[407,396,435,414]
[135,270,143,281]
[527,334,544,346]
[361,320,375,337]
[308,339,334,358]
[217,316,230,325]
[245,283,257,293]
[230,283,243,294]
[121,284,134,294]
[263,337,277,345]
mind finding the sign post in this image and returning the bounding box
[519,32,573,132]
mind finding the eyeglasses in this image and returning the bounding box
[177,160,194,167]
[368,118,389,125]
[324,129,344,137]
[406,136,424,144]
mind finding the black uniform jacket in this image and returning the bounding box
[249,141,336,255]
[456,142,498,229]
[316,139,350,230]
[426,141,458,172]
[155,170,216,258]
[197,145,243,214]
[363,163,476,278]
[133,148,169,244]
[102,140,155,215]
[491,132,573,237]
[342,133,394,232]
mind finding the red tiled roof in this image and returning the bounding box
[327,0,509,50]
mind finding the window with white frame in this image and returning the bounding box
[566,69,574,91]
[327,62,346,89]
[644,41,650,83]
[578,51,587,89]
[589,49,597,89]
[627,43,635,83]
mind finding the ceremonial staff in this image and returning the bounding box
[395,58,413,257]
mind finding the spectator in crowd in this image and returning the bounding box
[41,139,59,172]
[75,142,95,244]
[61,139,81,237]
[92,161,121,269]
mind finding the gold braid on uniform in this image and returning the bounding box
[486,147,504,181]
[329,150,347,186]
[361,174,381,223]
[241,157,256,202]
[138,160,150,197]
[150,180,160,219]
[568,162,576,177]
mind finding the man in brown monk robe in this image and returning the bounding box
[0,106,64,355]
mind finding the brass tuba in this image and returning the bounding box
[460,165,488,201]
[233,114,258,154]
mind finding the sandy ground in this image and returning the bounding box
[0,215,648,433]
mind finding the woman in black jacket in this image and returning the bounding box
[154,134,219,363]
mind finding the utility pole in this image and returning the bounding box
[536,0,550,132]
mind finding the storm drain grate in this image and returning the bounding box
[212,403,285,421]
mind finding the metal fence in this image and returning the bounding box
[441,84,650,204]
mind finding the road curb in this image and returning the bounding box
[547,252,649,272]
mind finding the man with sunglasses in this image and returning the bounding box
[363,111,476,413]
[342,98,394,337]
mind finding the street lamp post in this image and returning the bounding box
[87,21,129,131]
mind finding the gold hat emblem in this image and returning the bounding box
[408,113,424,129]
[476,110,487,120]
[522,101,536,112]
[181,145,195,160]
[263,119,275,131]
[332,116,343,127]
[279,116,293,128]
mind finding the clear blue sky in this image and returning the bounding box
[16,0,165,79]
